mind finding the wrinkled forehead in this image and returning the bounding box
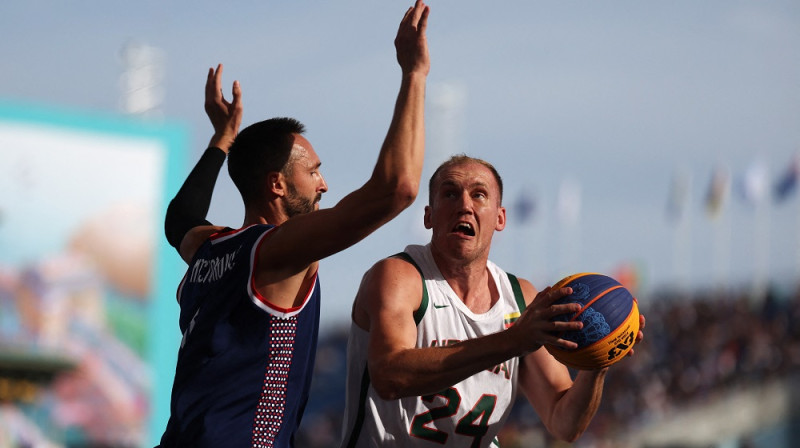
[435,161,497,189]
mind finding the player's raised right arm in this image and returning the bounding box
[261,1,430,272]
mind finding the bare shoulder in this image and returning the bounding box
[179,225,226,264]
[514,276,538,306]
[353,255,423,329]
[361,255,422,298]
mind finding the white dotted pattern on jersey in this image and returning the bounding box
[252,317,297,447]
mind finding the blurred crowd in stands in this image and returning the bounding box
[5,276,799,447]
[297,282,800,447]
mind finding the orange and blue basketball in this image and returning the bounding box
[546,273,640,370]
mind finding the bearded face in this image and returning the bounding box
[284,182,320,218]
[280,136,327,219]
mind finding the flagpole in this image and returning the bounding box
[670,171,692,299]
[705,165,730,297]
[672,201,692,298]
[751,169,770,301]
[713,204,731,294]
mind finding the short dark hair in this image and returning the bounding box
[227,117,306,203]
[428,154,504,205]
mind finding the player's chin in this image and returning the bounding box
[448,231,475,241]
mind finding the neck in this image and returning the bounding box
[430,244,496,313]
[243,202,286,227]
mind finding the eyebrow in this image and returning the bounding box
[438,179,490,191]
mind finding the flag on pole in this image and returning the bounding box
[705,166,730,219]
[738,160,769,206]
[666,170,690,223]
[774,155,799,203]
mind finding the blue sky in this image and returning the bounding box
[2,0,799,327]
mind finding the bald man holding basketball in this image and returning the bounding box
[340,155,645,447]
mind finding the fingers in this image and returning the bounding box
[205,63,242,109]
[625,315,646,358]
[536,286,573,307]
[230,80,244,128]
[214,63,223,83]
[231,80,242,108]
[410,0,426,23]
[415,1,430,34]
[513,301,583,353]
[394,1,431,75]
[213,64,223,98]
[635,314,645,343]
[400,6,413,28]
[399,0,428,32]
[550,319,582,333]
[205,67,216,102]
[205,64,225,108]
[547,337,579,351]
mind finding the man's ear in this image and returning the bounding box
[423,205,432,229]
[496,206,506,231]
[269,171,285,197]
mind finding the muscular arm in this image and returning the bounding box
[516,279,608,443]
[257,1,430,277]
[355,258,582,400]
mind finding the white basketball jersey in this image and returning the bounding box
[340,244,527,448]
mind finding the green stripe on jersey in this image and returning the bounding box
[507,273,526,311]
[393,252,429,325]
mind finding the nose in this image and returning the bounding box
[457,191,473,212]
[318,173,329,193]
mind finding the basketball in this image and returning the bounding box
[545,273,640,370]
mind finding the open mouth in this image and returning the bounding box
[452,222,475,237]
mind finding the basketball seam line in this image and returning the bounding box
[568,285,624,322]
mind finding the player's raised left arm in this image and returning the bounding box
[164,64,241,263]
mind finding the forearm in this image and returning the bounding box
[368,72,427,210]
[548,368,607,442]
[164,147,226,249]
[371,328,523,400]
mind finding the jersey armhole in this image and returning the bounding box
[391,252,428,325]
[507,272,526,311]
[507,272,536,360]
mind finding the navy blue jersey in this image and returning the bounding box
[159,224,321,448]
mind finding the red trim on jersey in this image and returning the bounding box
[209,224,259,242]
[177,225,256,304]
[248,226,319,316]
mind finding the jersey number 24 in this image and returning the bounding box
[409,387,497,447]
